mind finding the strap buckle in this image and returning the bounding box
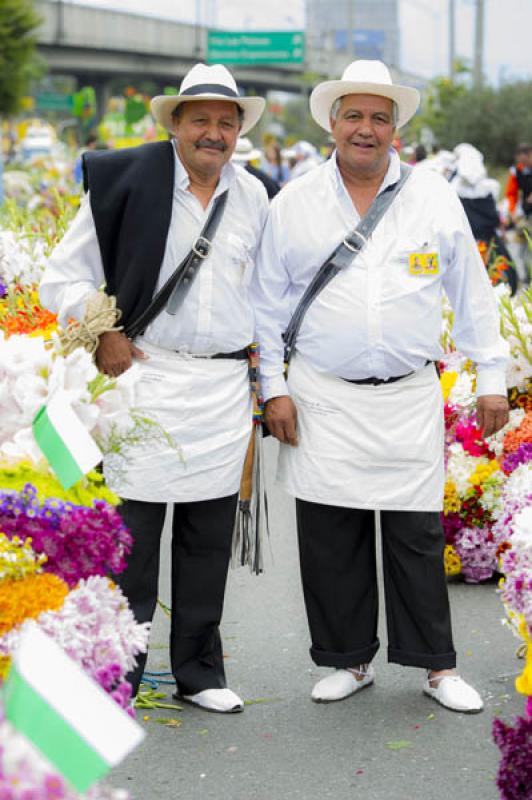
[343,230,367,252]
[192,236,212,259]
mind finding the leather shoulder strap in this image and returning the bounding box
[283,163,412,366]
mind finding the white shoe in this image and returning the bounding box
[178,688,244,714]
[423,675,483,713]
[311,665,375,703]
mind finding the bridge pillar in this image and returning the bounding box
[93,78,112,122]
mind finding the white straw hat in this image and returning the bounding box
[151,63,266,136]
[231,137,262,163]
[310,60,420,132]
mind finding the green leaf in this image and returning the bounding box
[386,740,412,750]
[243,697,282,706]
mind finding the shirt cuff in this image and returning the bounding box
[260,372,288,402]
[476,369,507,397]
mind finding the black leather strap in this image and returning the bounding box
[342,360,434,386]
[210,348,249,360]
[124,190,229,339]
[283,164,412,366]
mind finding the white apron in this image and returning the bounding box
[104,338,251,503]
[277,355,444,511]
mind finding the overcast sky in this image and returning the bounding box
[69,0,532,85]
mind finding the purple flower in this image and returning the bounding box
[503,442,532,474]
[493,713,532,799]
[0,486,132,587]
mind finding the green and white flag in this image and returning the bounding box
[32,390,103,489]
[3,625,144,793]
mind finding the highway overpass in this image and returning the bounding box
[35,0,424,115]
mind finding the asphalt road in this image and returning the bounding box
[111,438,523,800]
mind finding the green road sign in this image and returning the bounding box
[207,31,304,64]
[35,93,74,111]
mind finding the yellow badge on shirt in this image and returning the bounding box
[409,252,439,276]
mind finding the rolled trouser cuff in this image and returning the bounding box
[388,646,456,670]
[310,639,380,668]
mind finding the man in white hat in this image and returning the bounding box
[40,64,268,714]
[252,60,509,713]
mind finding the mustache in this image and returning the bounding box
[195,139,227,151]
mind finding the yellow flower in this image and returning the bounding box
[468,460,501,486]
[515,619,532,697]
[440,371,458,401]
[444,544,461,577]
[0,461,120,507]
[443,481,461,513]
[0,533,47,580]
[0,573,69,637]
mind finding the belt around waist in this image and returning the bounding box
[342,360,434,386]
[174,347,249,360]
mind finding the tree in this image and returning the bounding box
[409,67,532,167]
[0,0,43,203]
[0,0,44,115]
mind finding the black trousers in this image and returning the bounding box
[296,500,456,671]
[116,493,238,696]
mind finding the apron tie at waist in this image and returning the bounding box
[342,360,433,386]
[174,347,249,360]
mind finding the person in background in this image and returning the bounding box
[450,143,517,294]
[289,140,322,180]
[504,143,532,285]
[73,133,99,184]
[413,143,427,164]
[262,140,290,186]
[504,143,532,218]
[232,137,280,199]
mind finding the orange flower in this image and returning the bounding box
[0,573,68,636]
[503,411,532,454]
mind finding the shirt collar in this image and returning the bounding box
[330,147,401,195]
[172,142,236,196]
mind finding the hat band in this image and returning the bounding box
[181,83,239,99]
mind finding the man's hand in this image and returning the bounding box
[95,330,146,378]
[264,395,298,446]
[476,394,509,438]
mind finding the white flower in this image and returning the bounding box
[510,507,532,552]
[503,463,532,505]
[447,443,486,495]
[493,283,512,300]
[486,408,525,457]
[448,371,475,408]
[92,364,140,439]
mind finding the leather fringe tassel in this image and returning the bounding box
[232,425,269,574]
[232,345,269,574]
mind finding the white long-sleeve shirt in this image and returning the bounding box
[251,149,508,401]
[40,149,268,354]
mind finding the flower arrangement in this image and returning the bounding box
[0,461,119,507]
[0,333,139,464]
[0,575,150,716]
[0,484,132,587]
[0,534,148,798]
[0,157,149,799]
[0,713,131,800]
[440,283,532,584]
[0,283,58,339]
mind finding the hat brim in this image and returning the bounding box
[150,93,265,137]
[232,148,262,163]
[309,80,420,131]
